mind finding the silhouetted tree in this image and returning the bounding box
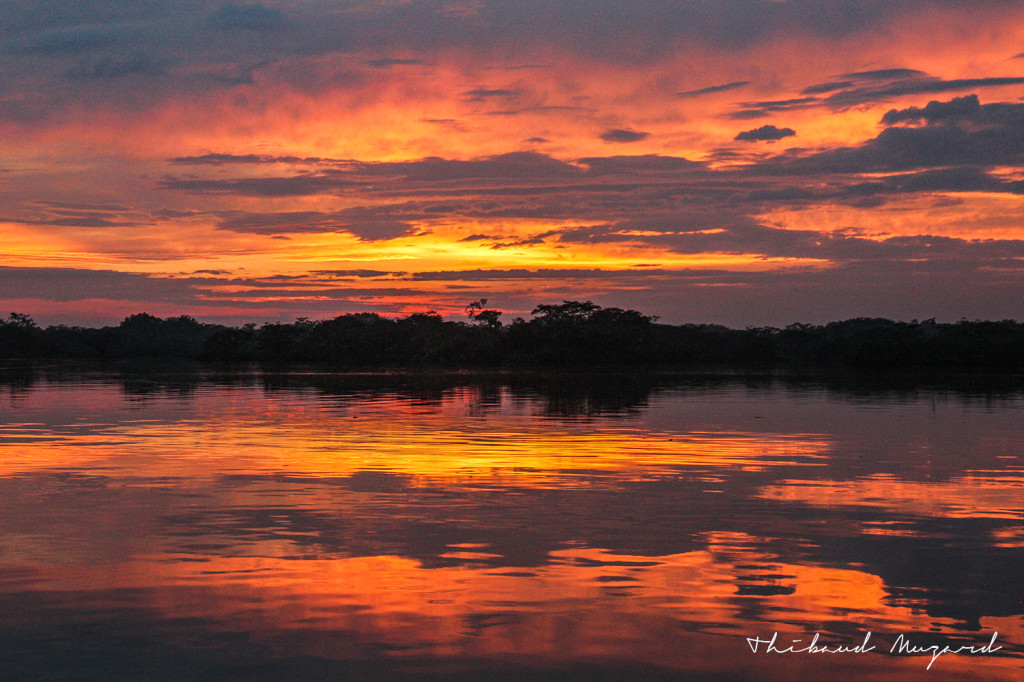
[0,313,42,358]
[465,299,502,328]
[3,307,1024,368]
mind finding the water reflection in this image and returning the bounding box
[0,365,1021,679]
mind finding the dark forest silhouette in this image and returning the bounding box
[2,301,1024,368]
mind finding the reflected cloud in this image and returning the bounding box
[759,473,1024,520]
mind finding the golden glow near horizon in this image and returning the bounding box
[0,384,831,481]
[2,1,1024,324]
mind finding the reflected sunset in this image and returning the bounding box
[0,381,831,480]
[0,371,1021,678]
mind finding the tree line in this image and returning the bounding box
[2,301,1024,368]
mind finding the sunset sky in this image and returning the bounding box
[3,0,1024,326]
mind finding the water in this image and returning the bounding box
[0,366,1022,680]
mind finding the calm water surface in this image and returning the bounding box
[0,367,1022,680]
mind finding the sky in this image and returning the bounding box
[2,0,1024,326]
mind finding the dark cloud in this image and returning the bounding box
[463,88,519,101]
[429,1,1010,62]
[438,3,1021,71]
[552,210,760,246]
[735,125,796,142]
[0,266,430,315]
[578,154,702,174]
[161,174,349,196]
[163,152,583,197]
[216,210,415,241]
[840,68,929,80]
[489,63,549,70]
[32,215,123,228]
[727,186,818,204]
[675,80,750,98]
[378,152,581,181]
[672,162,1008,210]
[216,211,346,234]
[600,128,650,143]
[732,167,1016,206]
[68,52,168,79]
[801,80,855,95]
[485,104,596,116]
[9,0,1016,137]
[35,200,129,212]
[730,97,817,119]
[309,270,399,278]
[2,1,1017,75]
[323,153,573,184]
[409,267,689,281]
[795,69,1024,110]
[822,76,1024,108]
[3,200,133,228]
[0,266,198,303]
[168,153,334,165]
[204,3,286,31]
[219,270,403,283]
[870,167,1008,194]
[151,208,201,220]
[7,24,124,55]
[365,58,428,68]
[421,118,462,127]
[881,93,990,124]
[553,215,1024,263]
[488,235,552,249]
[192,286,425,302]
[764,96,1024,174]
